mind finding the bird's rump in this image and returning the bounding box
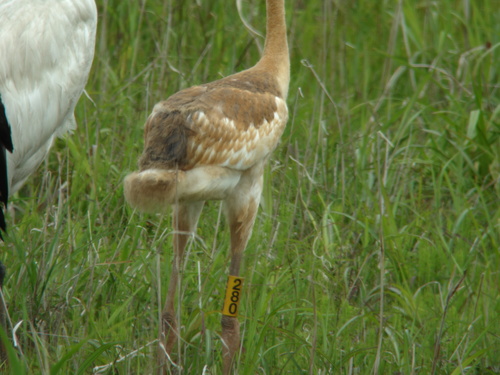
[139,110,194,170]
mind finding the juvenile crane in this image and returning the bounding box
[124,0,289,372]
[0,0,97,360]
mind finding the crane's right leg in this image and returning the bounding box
[158,201,204,375]
[221,167,263,375]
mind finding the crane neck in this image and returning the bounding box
[255,0,290,99]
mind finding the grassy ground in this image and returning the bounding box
[1,0,499,374]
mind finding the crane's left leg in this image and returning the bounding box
[158,201,204,375]
[221,169,263,375]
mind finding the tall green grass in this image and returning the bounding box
[1,0,499,373]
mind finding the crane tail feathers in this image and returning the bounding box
[124,169,183,213]
[0,99,14,154]
[0,98,13,239]
[124,166,241,213]
[0,147,7,238]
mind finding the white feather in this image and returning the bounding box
[0,0,97,193]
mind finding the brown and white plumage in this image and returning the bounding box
[124,0,289,373]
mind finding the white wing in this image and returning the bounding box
[0,0,97,193]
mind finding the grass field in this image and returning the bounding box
[1,0,499,374]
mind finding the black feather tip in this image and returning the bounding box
[0,96,14,240]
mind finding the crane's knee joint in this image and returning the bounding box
[161,311,176,331]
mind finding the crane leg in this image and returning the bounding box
[158,201,204,375]
[221,171,263,375]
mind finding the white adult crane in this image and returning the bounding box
[0,0,97,234]
[0,0,97,362]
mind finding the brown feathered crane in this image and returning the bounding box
[124,0,289,373]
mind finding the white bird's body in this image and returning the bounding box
[0,0,97,207]
[0,0,97,363]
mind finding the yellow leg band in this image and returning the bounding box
[222,275,244,317]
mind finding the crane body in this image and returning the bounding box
[124,0,289,373]
[0,0,97,363]
[0,0,97,217]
